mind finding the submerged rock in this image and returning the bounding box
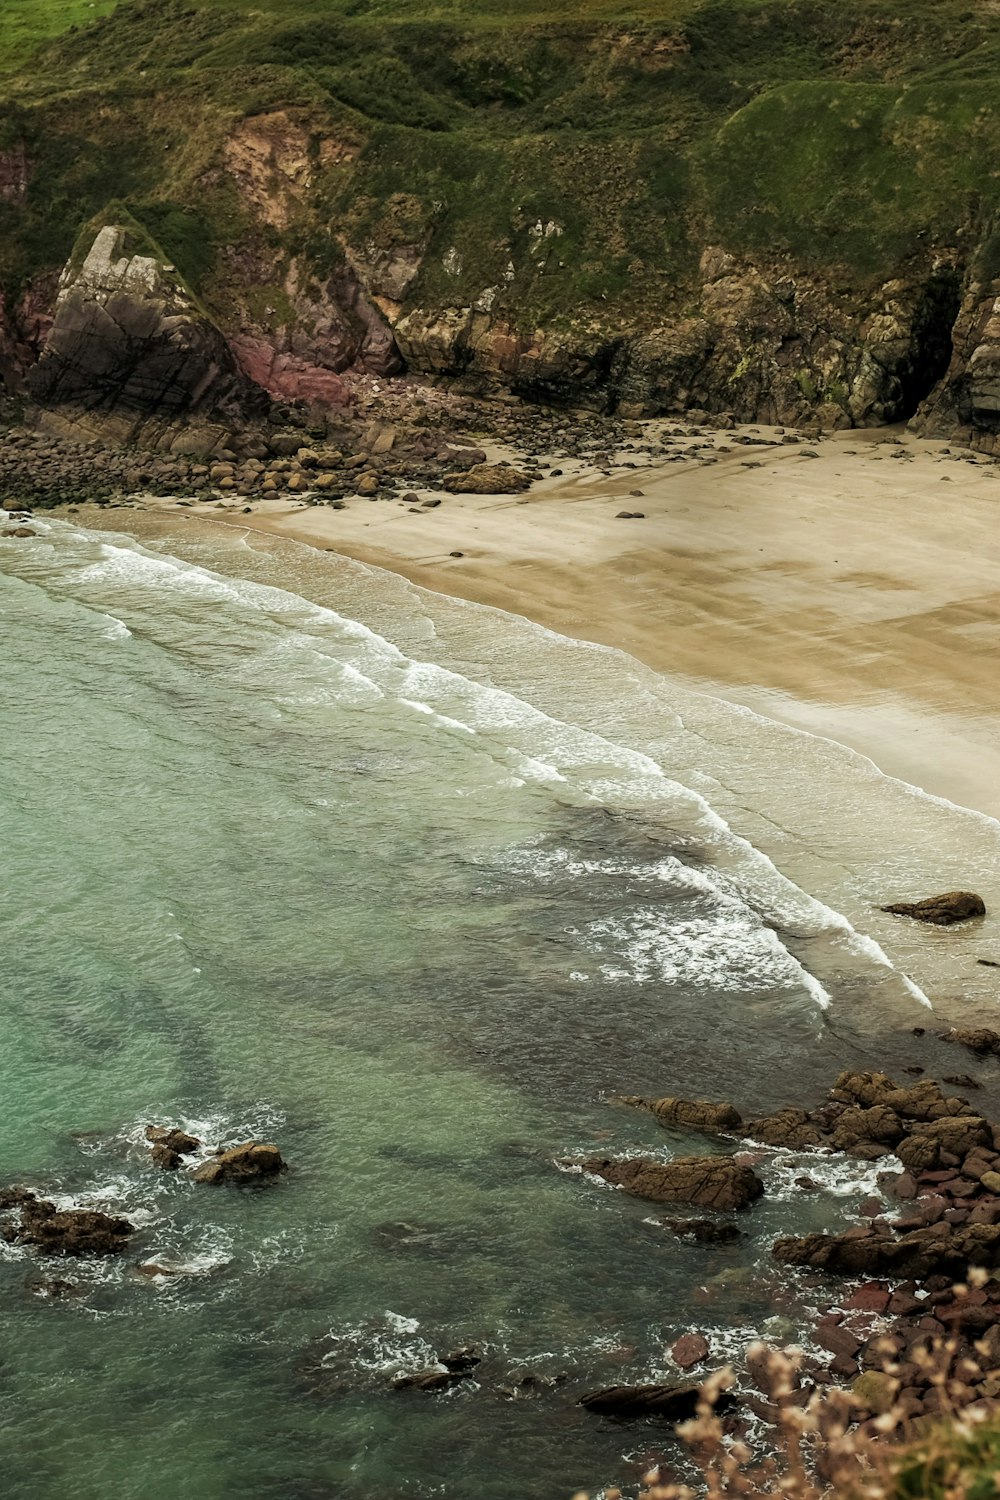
[440,1346,481,1374]
[579,1380,733,1419]
[391,1366,475,1392]
[660,1217,742,1243]
[191,1141,286,1184]
[2,1195,134,1256]
[881,891,986,925]
[574,1154,764,1211]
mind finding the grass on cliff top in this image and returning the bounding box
[6,0,1000,322]
[0,0,118,75]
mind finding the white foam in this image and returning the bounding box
[34,517,926,1012]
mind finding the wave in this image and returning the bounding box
[2,516,935,1014]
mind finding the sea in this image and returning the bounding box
[3,504,1000,1500]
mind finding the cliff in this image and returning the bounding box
[3,0,1000,445]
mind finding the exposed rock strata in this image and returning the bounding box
[25,227,264,445]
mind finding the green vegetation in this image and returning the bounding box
[4,0,1000,353]
[0,0,118,76]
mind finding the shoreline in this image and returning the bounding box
[113,422,1000,824]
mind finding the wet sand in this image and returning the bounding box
[138,424,1000,822]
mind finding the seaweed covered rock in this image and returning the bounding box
[575,1154,764,1211]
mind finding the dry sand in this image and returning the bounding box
[140,424,1000,822]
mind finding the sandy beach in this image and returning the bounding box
[126,422,1000,823]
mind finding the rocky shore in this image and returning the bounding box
[566,1047,1000,1447]
[0,375,808,512]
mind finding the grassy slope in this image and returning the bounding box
[4,0,1000,343]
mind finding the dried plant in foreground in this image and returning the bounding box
[578,1315,1000,1500]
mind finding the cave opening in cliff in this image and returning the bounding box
[892,269,961,421]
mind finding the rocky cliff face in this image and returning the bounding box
[4,0,1000,448]
[24,226,264,447]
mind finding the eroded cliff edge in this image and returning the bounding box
[4,0,1000,448]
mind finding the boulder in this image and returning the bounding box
[579,1380,733,1419]
[145,1125,200,1155]
[4,1197,134,1256]
[831,1071,965,1122]
[881,892,986,925]
[671,1333,710,1369]
[440,1347,481,1374]
[150,1144,182,1171]
[909,1115,992,1158]
[647,1097,742,1134]
[576,1154,764,1210]
[745,1108,824,1149]
[191,1142,286,1184]
[442,464,531,495]
[830,1105,904,1152]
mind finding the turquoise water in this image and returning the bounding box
[0,508,994,1499]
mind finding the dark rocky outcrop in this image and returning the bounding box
[574,1154,764,1211]
[643,1097,743,1134]
[191,1142,286,1184]
[944,1027,1000,1057]
[775,1222,1000,1280]
[579,1380,733,1420]
[881,891,986,925]
[671,1333,710,1370]
[745,1108,826,1150]
[25,227,265,448]
[146,1125,201,1172]
[660,1217,742,1243]
[1,1193,134,1256]
[391,1368,473,1392]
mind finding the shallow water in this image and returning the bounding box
[2,509,999,1499]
